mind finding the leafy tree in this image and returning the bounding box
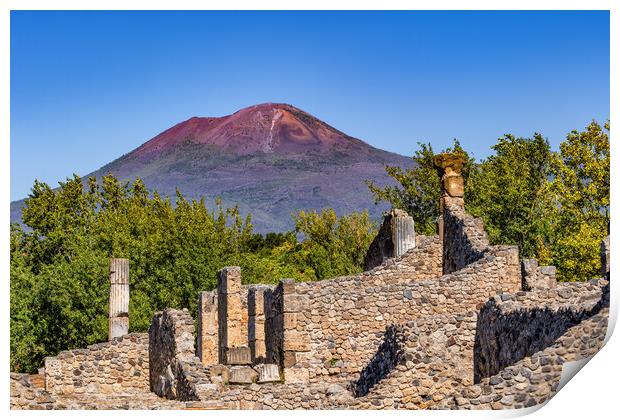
[366,140,474,235]
[10,174,376,372]
[466,134,554,259]
[292,209,377,280]
[548,120,610,281]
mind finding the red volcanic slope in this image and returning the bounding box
[134,103,370,156]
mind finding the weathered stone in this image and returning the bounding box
[255,364,280,383]
[226,346,252,365]
[229,366,258,384]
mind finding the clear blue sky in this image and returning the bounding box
[10,10,609,201]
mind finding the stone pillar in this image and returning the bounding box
[109,258,129,340]
[281,279,310,384]
[248,286,270,363]
[391,209,416,257]
[433,153,465,239]
[217,266,245,364]
[601,236,610,280]
[197,291,218,366]
[363,209,416,270]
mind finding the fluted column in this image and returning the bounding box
[109,258,129,340]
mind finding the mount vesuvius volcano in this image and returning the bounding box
[12,103,413,232]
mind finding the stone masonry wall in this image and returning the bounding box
[521,259,557,290]
[149,308,217,401]
[43,333,149,396]
[439,305,609,410]
[290,244,520,383]
[351,311,478,409]
[442,202,490,274]
[474,279,609,383]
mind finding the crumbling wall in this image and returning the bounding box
[291,245,520,383]
[473,279,609,382]
[43,333,149,396]
[521,259,557,290]
[440,305,609,410]
[442,203,490,274]
[148,308,216,401]
[364,209,416,270]
[351,312,478,409]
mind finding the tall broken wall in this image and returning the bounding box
[149,308,216,401]
[442,203,490,274]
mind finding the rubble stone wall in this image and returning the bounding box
[292,244,520,383]
[474,279,609,382]
[439,305,609,410]
[442,203,490,274]
[43,333,149,396]
[351,311,478,409]
[149,308,216,401]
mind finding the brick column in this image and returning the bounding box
[109,258,129,340]
[197,291,218,366]
[217,266,245,364]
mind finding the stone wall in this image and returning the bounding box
[439,306,609,410]
[351,311,478,409]
[291,244,520,383]
[43,333,149,396]
[521,259,557,290]
[364,209,416,270]
[473,279,609,382]
[148,308,217,401]
[442,202,490,274]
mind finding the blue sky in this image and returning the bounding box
[10,10,609,201]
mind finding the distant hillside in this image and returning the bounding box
[11,103,413,232]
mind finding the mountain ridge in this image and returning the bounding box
[11,103,413,232]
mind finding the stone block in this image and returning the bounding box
[255,364,281,383]
[228,366,258,384]
[284,330,310,352]
[226,346,252,365]
[283,351,297,368]
[208,364,230,385]
[283,312,298,329]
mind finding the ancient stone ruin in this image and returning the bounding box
[10,153,611,410]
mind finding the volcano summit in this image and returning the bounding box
[13,103,413,232]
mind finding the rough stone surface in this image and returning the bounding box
[521,259,557,290]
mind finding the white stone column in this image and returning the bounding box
[109,258,129,340]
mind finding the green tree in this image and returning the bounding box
[367,140,474,235]
[548,120,610,281]
[292,209,377,280]
[466,133,554,260]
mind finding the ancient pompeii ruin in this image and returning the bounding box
[10,153,611,410]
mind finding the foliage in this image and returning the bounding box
[10,175,377,373]
[366,140,474,235]
[466,134,554,259]
[370,121,609,283]
[547,121,610,281]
